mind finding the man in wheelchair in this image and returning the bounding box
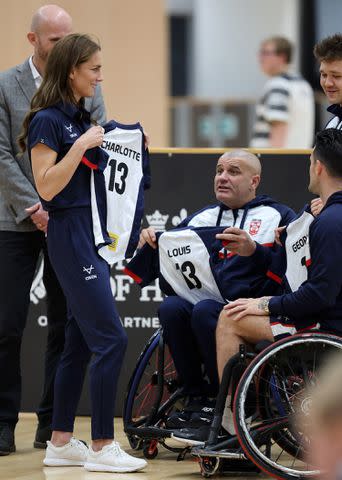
[132,149,295,444]
[204,128,342,448]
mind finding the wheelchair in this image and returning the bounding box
[123,327,342,478]
[193,331,342,479]
[123,328,188,459]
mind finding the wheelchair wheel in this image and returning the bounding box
[123,329,180,437]
[233,333,342,479]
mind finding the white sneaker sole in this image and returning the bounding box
[43,458,85,467]
[84,461,147,472]
[171,433,205,447]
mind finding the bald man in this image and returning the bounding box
[0,4,106,455]
[138,150,295,446]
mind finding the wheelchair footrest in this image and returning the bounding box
[125,426,172,439]
[192,446,246,460]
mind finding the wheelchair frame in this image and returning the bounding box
[193,332,342,479]
[123,328,342,478]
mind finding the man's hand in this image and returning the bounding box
[216,227,256,256]
[311,198,323,217]
[274,226,286,246]
[144,132,150,149]
[224,296,271,321]
[138,227,157,249]
[26,202,48,233]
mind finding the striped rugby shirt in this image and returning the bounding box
[251,73,314,148]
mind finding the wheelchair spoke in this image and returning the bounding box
[275,445,285,463]
[135,385,154,418]
[134,383,152,403]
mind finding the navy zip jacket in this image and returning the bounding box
[269,191,342,332]
[125,195,295,302]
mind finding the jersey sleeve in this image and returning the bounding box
[142,147,151,190]
[28,111,61,153]
[82,147,108,171]
[124,243,159,286]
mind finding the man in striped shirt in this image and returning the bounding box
[314,34,342,130]
[251,36,314,148]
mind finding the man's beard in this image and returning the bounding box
[36,44,48,63]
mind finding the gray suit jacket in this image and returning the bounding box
[0,58,106,231]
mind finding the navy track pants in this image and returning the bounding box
[158,296,223,397]
[47,207,127,439]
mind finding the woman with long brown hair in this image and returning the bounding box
[19,33,147,473]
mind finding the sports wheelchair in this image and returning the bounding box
[124,328,342,479]
[123,328,188,459]
[193,331,342,479]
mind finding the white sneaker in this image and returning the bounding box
[43,437,88,467]
[84,441,147,473]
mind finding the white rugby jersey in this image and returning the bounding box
[158,228,226,304]
[267,206,316,338]
[284,210,314,292]
[268,206,314,292]
[91,120,150,265]
[250,73,314,148]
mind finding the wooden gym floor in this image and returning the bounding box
[0,413,262,480]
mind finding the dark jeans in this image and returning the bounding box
[0,230,67,429]
[158,296,223,397]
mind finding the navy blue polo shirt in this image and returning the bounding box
[28,101,108,211]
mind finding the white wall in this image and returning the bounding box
[316,0,342,39]
[174,0,300,98]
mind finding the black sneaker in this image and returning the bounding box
[165,409,192,429]
[0,424,15,455]
[165,397,215,429]
[33,424,52,449]
[189,399,216,427]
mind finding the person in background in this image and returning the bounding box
[251,36,314,148]
[314,33,342,131]
[0,4,106,455]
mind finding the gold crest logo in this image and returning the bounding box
[108,232,119,251]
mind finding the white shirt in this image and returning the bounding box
[29,56,42,89]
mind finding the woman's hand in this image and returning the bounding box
[274,226,286,246]
[78,125,105,150]
[138,227,157,249]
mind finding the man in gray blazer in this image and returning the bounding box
[0,4,106,455]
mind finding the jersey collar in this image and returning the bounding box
[327,103,342,119]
